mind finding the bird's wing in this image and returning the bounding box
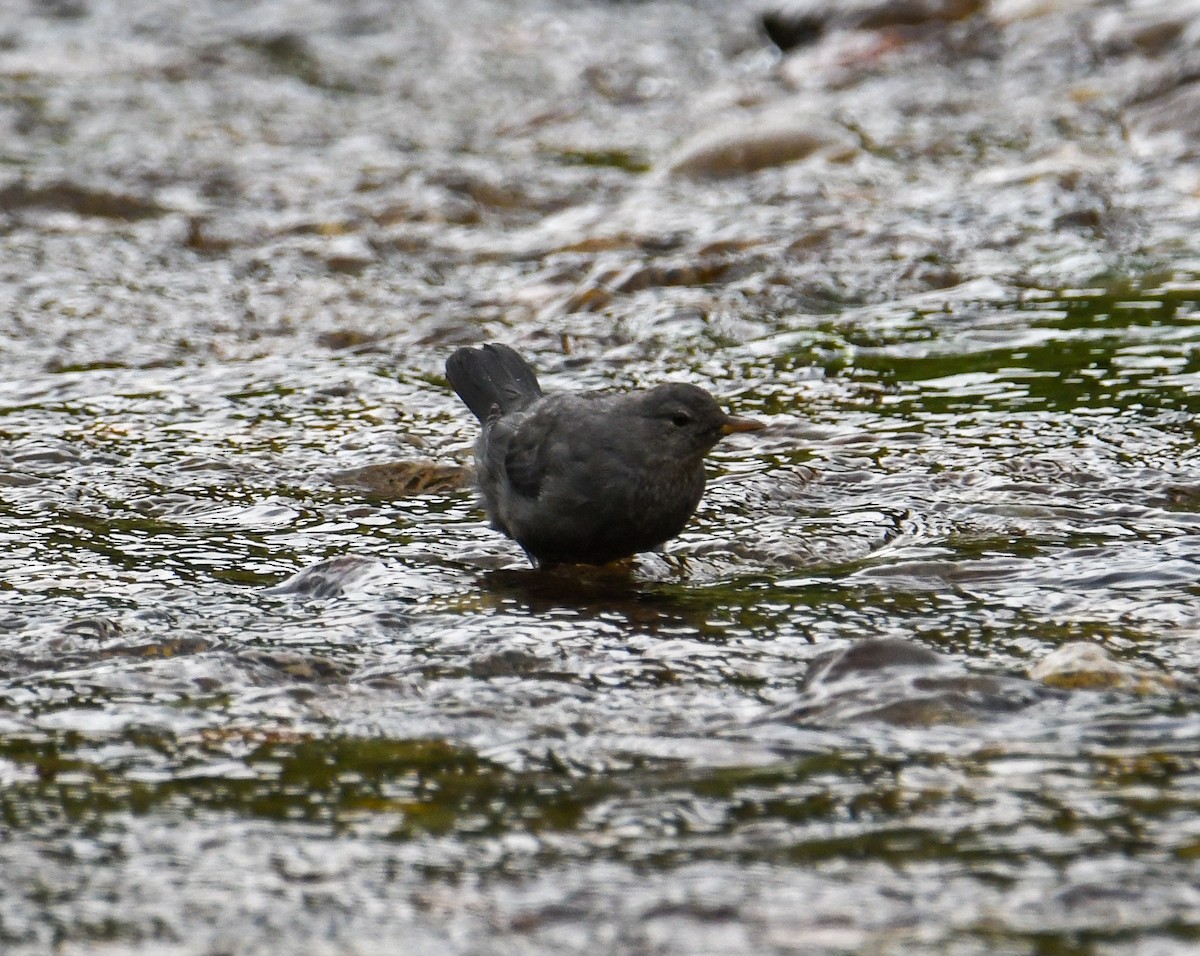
[501,399,592,501]
[502,414,554,500]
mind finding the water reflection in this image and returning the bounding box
[4,0,1200,951]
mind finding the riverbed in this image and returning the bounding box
[2,0,1200,952]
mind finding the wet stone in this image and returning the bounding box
[463,648,559,679]
[98,638,212,660]
[1092,3,1200,56]
[329,460,467,498]
[1125,78,1200,158]
[761,0,985,51]
[242,650,354,682]
[0,472,41,487]
[0,179,167,221]
[322,234,376,274]
[316,329,383,351]
[667,113,857,178]
[773,637,1060,726]
[185,215,241,253]
[61,617,124,640]
[265,556,387,598]
[1030,642,1186,695]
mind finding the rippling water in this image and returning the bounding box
[3,0,1200,953]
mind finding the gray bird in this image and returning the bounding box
[445,343,763,567]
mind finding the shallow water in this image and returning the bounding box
[3,0,1200,953]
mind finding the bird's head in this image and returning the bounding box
[634,383,764,461]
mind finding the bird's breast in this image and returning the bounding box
[624,461,707,527]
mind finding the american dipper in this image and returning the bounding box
[445,343,764,567]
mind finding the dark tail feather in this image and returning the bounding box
[445,343,543,422]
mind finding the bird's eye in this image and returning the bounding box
[671,412,692,427]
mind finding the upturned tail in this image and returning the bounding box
[445,343,543,422]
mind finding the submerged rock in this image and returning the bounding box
[774,637,1059,726]
[265,556,386,598]
[329,460,467,498]
[761,0,985,51]
[1125,78,1200,159]
[1030,642,1185,695]
[1091,1,1200,56]
[322,233,377,274]
[0,179,166,221]
[667,113,857,178]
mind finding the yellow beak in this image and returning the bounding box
[721,415,766,435]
